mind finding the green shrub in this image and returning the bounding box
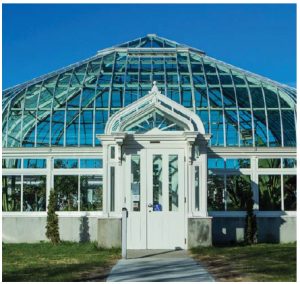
[45,189,60,244]
[245,191,257,244]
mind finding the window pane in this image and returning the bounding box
[283,175,296,211]
[131,155,140,212]
[268,110,282,146]
[80,175,103,211]
[153,155,163,211]
[282,110,296,147]
[80,159,103,168]
[54,175,78,211]
[2,159,21,169]
[283,158,297,168]
[23,175,46,211]
[2,176,21,211]
[54,159,78,169]
[259,175,281,211]
[210,110,224,146]
[208,173,225,210]
[239,110,253,146]
[208,158,225,169]
[258,158,281,168]
[253,110,268,147]
[224,110,239,146]
[226,159,250,169]
[23,159,47,169]
[226,175,251,210]
[80,110,93,146]
[169,155,179,211]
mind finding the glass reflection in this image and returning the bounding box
[23,175,46,211]
[153,155,163,211]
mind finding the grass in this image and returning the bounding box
[2,242,121,282]
[191,243,296,282]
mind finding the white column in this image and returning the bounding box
[46,156,52,209]
[199,146,208,217]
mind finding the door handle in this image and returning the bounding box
[148,203,153,208]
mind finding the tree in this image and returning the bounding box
[45,189,60,244]
[245,190,257,245]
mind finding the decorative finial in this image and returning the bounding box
[151,81,159,93]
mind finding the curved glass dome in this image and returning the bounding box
[2,34,296,148]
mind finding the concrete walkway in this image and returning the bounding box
[106,250,215,282]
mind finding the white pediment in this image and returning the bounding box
[105,82,205,135]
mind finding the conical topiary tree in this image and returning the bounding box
[45,189,60,244]
[245,190,257,245]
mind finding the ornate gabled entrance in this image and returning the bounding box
[98,83,211,249]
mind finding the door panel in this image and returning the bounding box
[147,149,185,249]
[126,148,185,249]
[126,150,146,249]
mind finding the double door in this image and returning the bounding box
[125,148,185,249]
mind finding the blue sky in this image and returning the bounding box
[3,4,296,89]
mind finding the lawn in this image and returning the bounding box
[2,242,121,282]
[191,243,296,282]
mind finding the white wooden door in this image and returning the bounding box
[126,148,185,249]
[146,149,185,249]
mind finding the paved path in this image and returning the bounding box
[106,250,214,282]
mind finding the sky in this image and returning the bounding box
[2,4,296,89]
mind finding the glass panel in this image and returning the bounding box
[153,155,163,211]
[80,159,103,168]
[210,110,224,146]
[259,175,281,211]
[54,159,78,169]
[268,110,282,147]
[253,110,268,147]
[51,110,65,146]
[23,175,46,211]
[258,158,281,168]
[239,110,253,146]
[36,110,51,147]
[208,88,223,108]
[222,87,236,107]
[23,159,46,169]
[80,175,103,211]
[283,175,296,211]
[22,110,36,147]
[264,87,278,108]
[226,175,251,210]
[224,110,239,146]
[7,110,22,147]
[80,110,93,146]
[54,175,78,211]
[169,155,179,211]
[110,167,115,212]
[226,159,250,169]
[236,87,250,108]
[282,110,296,147]
[2,175,21,212]
[207,173,225,210]
[66,110,79,146]
[195,166,200,211]
[208,158,225,169]
[194,87,208,108]
[131,155,140,212]
[283,158,297,168]
[124,111,185,133]
[250,87,265,108]
[2,159,22,169]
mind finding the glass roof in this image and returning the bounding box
[2,34,296,148]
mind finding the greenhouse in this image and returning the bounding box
[2,34,296,248]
